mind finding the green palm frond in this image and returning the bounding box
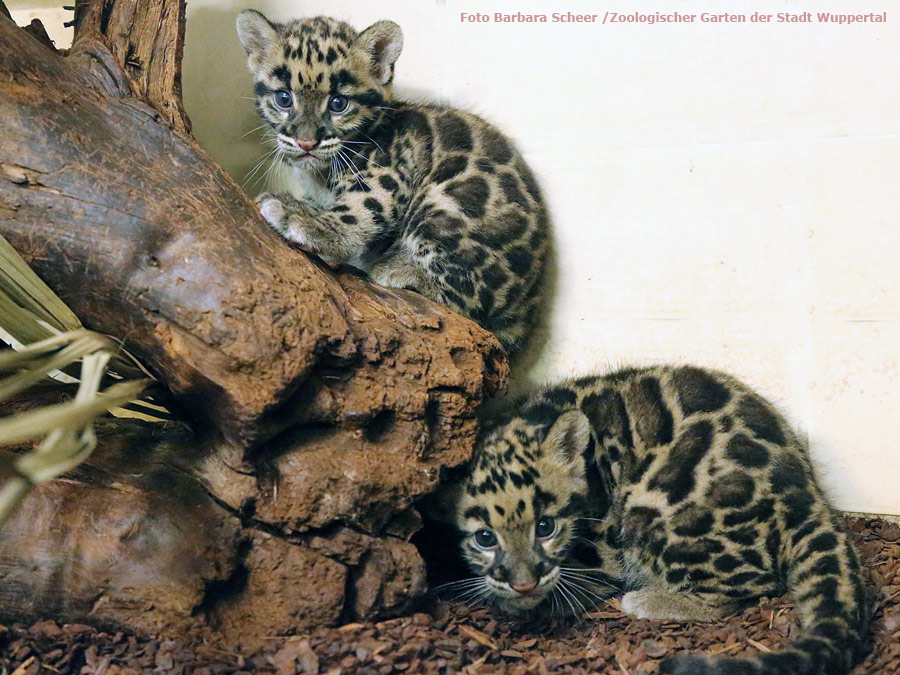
[0,234,168,528]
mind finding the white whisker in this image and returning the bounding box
[242,146,280,188]
[558,573,613,603]
[238,124,268,139]
[338,148,370,191]
[342,144,384,169]
[556,578,588,616]
[365,134,387,156]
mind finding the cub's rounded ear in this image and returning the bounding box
[353,20,404,85]
[543,409,592,461]
[236,9,280,63]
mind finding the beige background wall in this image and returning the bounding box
[9,0,900,516]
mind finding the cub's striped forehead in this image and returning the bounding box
[257,16,363,94]
[459,418,585,531]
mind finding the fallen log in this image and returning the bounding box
[0,0,506,649]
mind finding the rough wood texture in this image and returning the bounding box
[0,1,507,649]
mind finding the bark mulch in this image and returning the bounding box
[2,517,898,674]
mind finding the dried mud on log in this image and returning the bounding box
[0,517,897,674]
[0,0,506,647]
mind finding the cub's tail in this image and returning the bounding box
[661,515,870,675]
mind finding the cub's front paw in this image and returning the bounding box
[255,192,289,235]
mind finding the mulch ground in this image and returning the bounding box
[2,517,898,674]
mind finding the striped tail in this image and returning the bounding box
[660,515,870,675]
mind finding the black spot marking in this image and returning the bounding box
[796,554,841,582]
[517,160,542,202]
[482,263,508,289]
[326,47,338,64]
[808,532,839,552]
[672,367,732,415]
[726,433,771,468]
[436,112,473,151]
[558,493,586,518]
[353,89,386,108]
[581,389,633,448]
[378,174,399,192]
[722,498,775,527]
[464,506,490,522]
[476,209,529,249]
[544,388,577,408]
[340,215,357,224]
[625,377,675,447]
[520,403,558,427]
[482,126,513,163]
[329,69,356,91]
[741,550,766,569]
[363,198,383,214]
[475,158,495,173]
[667,568,689,583]
[765,529,781,568]
[737,395,786,445]
[724,571,760,587]
[782,490,815,529]
[270,65,291,87]
[626,452,656,483]
[714,554,742,572]
[648,420,713,505]
[498,172,528,207]
[433,156,468,183]
[446,176,490,219]
[726,527,758,546]
[770,455,808,493]
[791,520,821,547]
[532,486,557,511]
[607,444,621,462]
[706,471,755,508]
[621,506,666,551]
[662,538,724,566]
[505,247,532,276]
[672,505,714,537]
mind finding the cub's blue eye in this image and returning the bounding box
[328,95,349,113]
[474,528,498,549]
[536,516,556,539]
[273,90,293,109]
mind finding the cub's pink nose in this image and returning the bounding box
[296,138,318,152]
[510,580,538,595]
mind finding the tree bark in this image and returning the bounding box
[0,0,506,649]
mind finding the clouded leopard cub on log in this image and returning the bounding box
[439,365,870,674]
[237,11,549,352]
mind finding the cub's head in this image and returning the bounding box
[444,410,592,614]
[236,10,402,171]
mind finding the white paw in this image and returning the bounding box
[621,590,651,619]
[255,192,287,234]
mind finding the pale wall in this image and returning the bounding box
[9,0,900,516]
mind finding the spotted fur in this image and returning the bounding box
[441,365,870,674]
[237,11,549,352]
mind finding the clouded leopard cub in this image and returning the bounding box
[237,11,549,352]
[440,365,870,674]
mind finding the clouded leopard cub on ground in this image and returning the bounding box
[237,11,549,352]
[439,365,870,674]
